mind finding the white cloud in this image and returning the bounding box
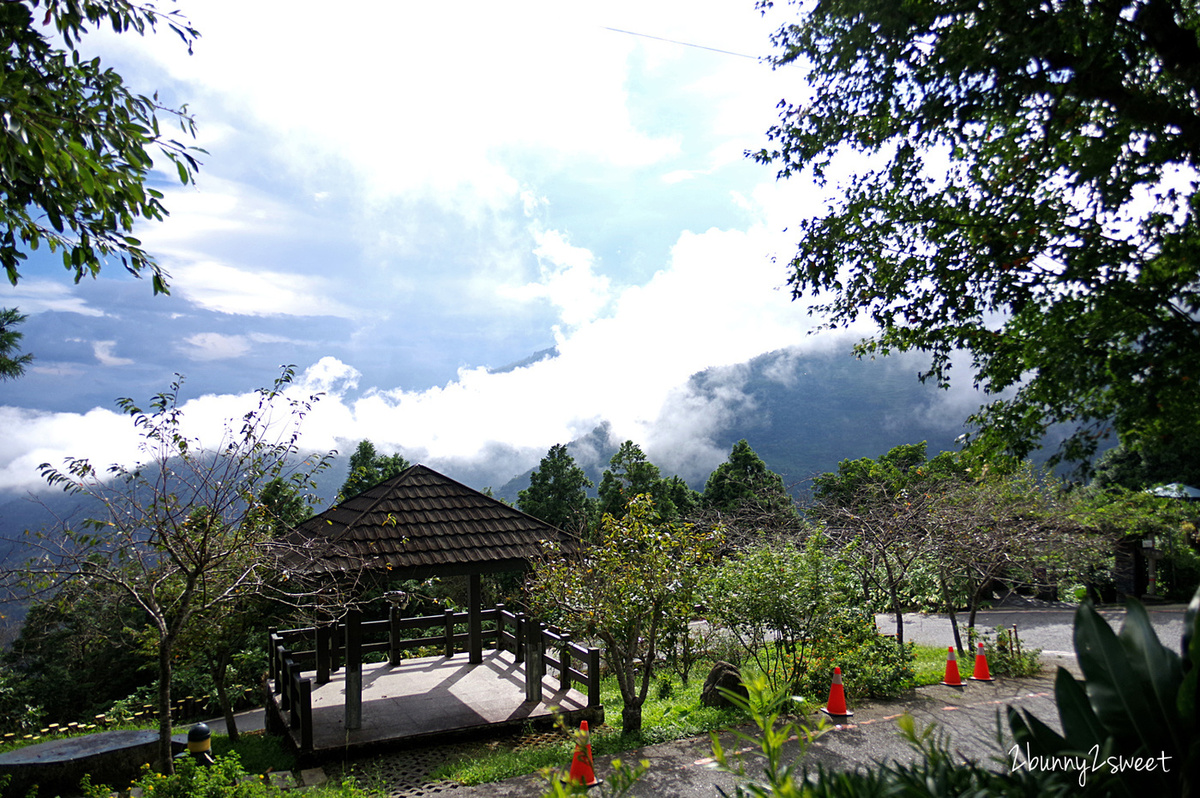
[0,281,105,317]
[107,1,690,221]
[0,182,835,493]
[0,406,140,492]
[499,229,613,328]
[179,332,251,361]
[171,262,356,318]
[92,341,134,367]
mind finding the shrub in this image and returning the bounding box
[969,625,1042,678]
[703,535,914,703]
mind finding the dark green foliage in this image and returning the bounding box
[0,0,203,293]
[702,440,797,521]
[1008,588,1200,795]
[0,308,32,380]
[255,477,313,534]
[517,444,595,535]
[663,475,701,519]
[80,751,368,798]
[811,441,968,508]
[339,439,410,499]
[1093,439,1200,492]
[2,581,148,726]
[758,0,1200,470]
[597,441,675,521]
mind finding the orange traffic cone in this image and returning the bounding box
[820,666,854,718]
[567,720,601,788]
[969,642,995,681]
[941,646,964,686]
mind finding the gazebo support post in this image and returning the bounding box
[525,621,545,703]
[468,573,483,664]
[344,609,363,731]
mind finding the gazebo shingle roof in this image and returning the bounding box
[279,464,569,577]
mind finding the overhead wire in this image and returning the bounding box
[600,26,765,62]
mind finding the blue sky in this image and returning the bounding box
[0,1,891,494]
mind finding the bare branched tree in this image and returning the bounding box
[1,367,338,771]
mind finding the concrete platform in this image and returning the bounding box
[284,650,601,756]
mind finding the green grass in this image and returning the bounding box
[212,730,297,774]
[912,644,954,686]
[427,674,750,785]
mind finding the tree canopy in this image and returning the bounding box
[0,0,202,293]
[597,440,675,520]
[340,439,411,498]
[527,494,722,732]
[757,0,1200,470]
[703,439,797,519]
[517,444,595,535]
[0,308,31,380]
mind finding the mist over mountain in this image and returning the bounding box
[496,345,980,502]
[0,344,984,552]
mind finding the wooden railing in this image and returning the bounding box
[266,603,602,752]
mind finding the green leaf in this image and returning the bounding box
[1119,599,1183,752]
[1074,600,1171,751]
[1052,666,1106,752]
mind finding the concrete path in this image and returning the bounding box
[451,674,1061,797]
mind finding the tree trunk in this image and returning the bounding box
[212,660,239,742]
[621,702,643,733]
[939,570,964,656]
[967,588,982,646]
[157,642,175,774]
[884,557,905,648]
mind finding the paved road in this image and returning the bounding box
[875,600,1189,674]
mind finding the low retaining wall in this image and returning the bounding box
[0,730,171,795]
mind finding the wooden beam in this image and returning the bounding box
[468,573,483,664]
[344,609,363,731]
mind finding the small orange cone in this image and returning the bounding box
[941,646,964,686]
[820,666,854,717]
[970,642,995,681]
[567,720,601,788]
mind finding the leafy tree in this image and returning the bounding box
[5,369,333,771]
[2,579,148,725]
[0,308,32,380]
[757,0,1200,470]
[339,439,410,498]
[663,474,701,519]
[927,464,1112,638]
[527,494,723,732]
[703,439,797,519]
[810,443,961,648]
[597,440,673,520]
[1091,436,1200,491]
[256,476,314,533]
[0,0,202,292]
[812,442,968,508]
[517,444,595,535]
[812,444,1107,649]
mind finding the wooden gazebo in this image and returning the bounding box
[266,464,602,756]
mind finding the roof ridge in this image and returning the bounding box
[327,463,423,548]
